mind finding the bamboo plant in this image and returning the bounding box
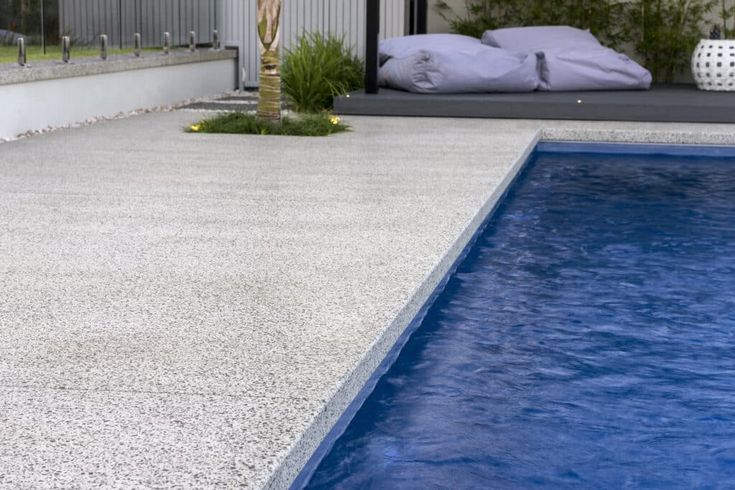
[435,0,717,82]
[718,0,735,37]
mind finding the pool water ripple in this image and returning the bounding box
[306,150,735,489]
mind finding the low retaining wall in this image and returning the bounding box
[0,49,237,140]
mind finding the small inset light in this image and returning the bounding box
[577,99,583,104]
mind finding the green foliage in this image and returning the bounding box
[628,0,717,83]
[186,112,350,137]
[0,45,157,64]
[281,33,364,113]
[435,0,718,82]
[0,0,60,45]
[435,0,628,48]
[716,0,735,38]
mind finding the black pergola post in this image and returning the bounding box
[408,0,428,35]
[365,0,380,94]
[416,0,428,34]
[118,0,123,49]
[40,0,46,54]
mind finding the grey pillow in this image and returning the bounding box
[481,26,601,52]
[536,47,652,91]
[379,45,539,94]
[380,33,484,64]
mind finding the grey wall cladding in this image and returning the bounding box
[59,0,218,49]
[59,0,407,86]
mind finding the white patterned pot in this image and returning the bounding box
[692,39,735,91]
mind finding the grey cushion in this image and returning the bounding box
[379,46,539,94]
[480,26,651,91]
[537,47,652,91]
[379,34,482,64]
[481,26,601,52]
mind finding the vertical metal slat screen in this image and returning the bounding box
[58,0,217,48]
[58,0,406,87]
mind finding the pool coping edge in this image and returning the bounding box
[541,127,735,147]
[274,132,543,490]
[273,124,735,489]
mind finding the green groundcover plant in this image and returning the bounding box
[0,45,157,64]
[282,32,363,113]
[186,112,349,137]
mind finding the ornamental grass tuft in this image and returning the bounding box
[186,112,349,137]
[282,33,364,113]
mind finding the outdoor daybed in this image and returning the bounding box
[379,27,652,94]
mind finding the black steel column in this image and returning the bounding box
[40,0,46,54]
[416,0,428,34]
[118,0,123,49]
[408,0,415,35]
[365,0,380,94]
[214,0,218,42]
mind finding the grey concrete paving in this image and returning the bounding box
[1,112,735,489]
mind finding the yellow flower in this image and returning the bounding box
[190,124,201,132]
[329,116,341,125]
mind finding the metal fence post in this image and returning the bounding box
[212,30,220,50]
[365,0,380,94]
[17,37,26,67]
[62,36,71,62]
[100,34,108,60]
[133,33,141,57]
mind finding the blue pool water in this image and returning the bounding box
[304,147,735,489]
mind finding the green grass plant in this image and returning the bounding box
[0,45,160,65]
[282,33,363,113]
[186,112,349,137]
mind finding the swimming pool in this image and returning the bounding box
[300,144,735,488]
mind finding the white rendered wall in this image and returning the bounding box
[0,59,235,140]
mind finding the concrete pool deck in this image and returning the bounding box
[2,112,735,488]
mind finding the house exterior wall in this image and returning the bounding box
[427,0,460,33]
